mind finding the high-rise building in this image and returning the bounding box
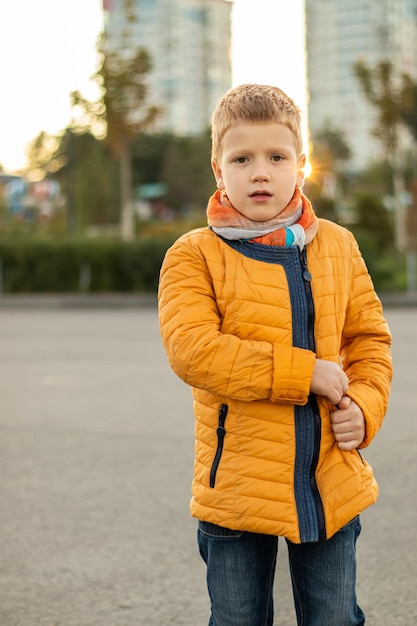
[305,0,417,171]
[103,0,233,136]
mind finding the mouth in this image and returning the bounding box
[250,190,272,201]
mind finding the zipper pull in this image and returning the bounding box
[300,249,312,281]
[217,403,228,436]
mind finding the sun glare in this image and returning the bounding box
[304,160,312,179]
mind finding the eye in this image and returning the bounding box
[271,154,283,162]
[234,156,248,164]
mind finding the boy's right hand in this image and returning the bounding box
[310,359,349,405]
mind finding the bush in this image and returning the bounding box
[0,225,407,294]
[0,234,179,294]
[352,231,407,292]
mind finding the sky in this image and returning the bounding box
[0,0,306,174]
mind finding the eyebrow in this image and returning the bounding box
[227,144,295,156]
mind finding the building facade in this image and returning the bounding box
[103,0,233,136]
[305,0,417,171]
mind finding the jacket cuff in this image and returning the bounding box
[271,344,315,405]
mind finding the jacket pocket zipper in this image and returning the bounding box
[356,448,366,465]
[209,403,229,488]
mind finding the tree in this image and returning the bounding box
[354,59,417,292]
[26,131,64,181]
[313,124,352,164]
[353,60,413,251]
[71,22,160,240]
[306,124,352,222]
[354,61,403,152]
[353,192,394,252]
[131,131,214,215]
[56,131,120,231]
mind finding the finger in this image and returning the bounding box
[330,388,345,405]
[337,439,361,451]
[333,423,358,438]
[330,409,352,425]
[340,370,349,389]
[331,422,351,434]
[333,427,357,440]
[341,381,349,395]
[337,395,351,410]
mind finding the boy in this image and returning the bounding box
[158,84,392,625]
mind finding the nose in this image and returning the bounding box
[251,162,270,183]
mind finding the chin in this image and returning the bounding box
[252,211,280,222]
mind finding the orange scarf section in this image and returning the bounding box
[207,187,319,247]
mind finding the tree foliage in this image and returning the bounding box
[71,35,160,158]
[306,124,352,221]
[353,59,417,262]
[312,123,352,164]
[26,131,64,180]
[131,131,213,213]
[70,20,161,240]
[354,60,403,152]
[400,79,417,143]
[57,131,119,230]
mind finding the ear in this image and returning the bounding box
[296,153,307,188]
[211,159,224,190]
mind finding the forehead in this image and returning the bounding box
[221,121,298,154]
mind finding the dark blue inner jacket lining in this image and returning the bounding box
[219,237,321,542]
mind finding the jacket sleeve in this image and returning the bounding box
[340,232,393,447]
[158,233,315,405]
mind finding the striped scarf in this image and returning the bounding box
[207,187,319,249]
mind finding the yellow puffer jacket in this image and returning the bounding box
[158,219,392,544]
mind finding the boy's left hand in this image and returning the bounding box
[330,396,365,451]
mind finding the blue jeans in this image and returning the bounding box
[197,516,365,626]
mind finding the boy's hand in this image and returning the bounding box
[330,396,365,450]
[310,358,349,405]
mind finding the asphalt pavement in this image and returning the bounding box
[0,304,416,625]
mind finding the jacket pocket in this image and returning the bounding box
[209,403,229,488]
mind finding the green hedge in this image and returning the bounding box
[0,236,178,293]
[0,231,408,294]
[352,231,407,293]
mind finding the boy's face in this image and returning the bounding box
[212,121,305,221]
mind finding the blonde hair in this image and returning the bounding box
[211,84,303,160]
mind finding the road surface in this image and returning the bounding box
[0,305,415,625]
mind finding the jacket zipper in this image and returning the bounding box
[356,448,366,465]
[209,403,229,488]
[300,248,327,541]
[300,248,315,353]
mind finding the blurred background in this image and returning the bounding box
[1,4,416,625]
[0,0,416,296]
